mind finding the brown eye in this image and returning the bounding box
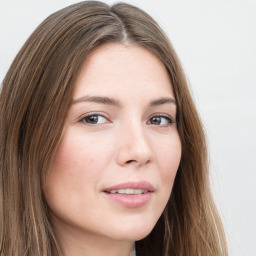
[150,116,161,125]
[84,115,98,124]
[81,114,107,125]
[147,115,174,126]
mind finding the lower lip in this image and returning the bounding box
[103,192,152,208]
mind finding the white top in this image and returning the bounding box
[130,244,136,256]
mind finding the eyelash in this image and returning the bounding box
[79,112,109,126]
[79,113,175,127]
[147,114,175,127]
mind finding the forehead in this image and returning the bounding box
[73,43,174,100]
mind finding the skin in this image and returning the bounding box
[43,43,182,256]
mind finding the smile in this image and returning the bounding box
[107,189,148,194]
[103,181,154,208]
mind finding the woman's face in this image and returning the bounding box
[43,43,181,245]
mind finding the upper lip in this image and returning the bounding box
[103,181,154,192]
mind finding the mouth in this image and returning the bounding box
[103,181,154,208]
[106,189,149,195]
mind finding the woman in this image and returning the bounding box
[0,1,228,255]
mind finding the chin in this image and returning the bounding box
[106,216,157,242]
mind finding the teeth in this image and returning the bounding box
[109,189,148,194]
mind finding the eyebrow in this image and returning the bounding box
[149,97,176,106]
[72,95,176,107]
[72,96,121,107]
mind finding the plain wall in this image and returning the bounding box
[0,0,255,255]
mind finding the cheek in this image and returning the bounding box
[43,128,115,206]
[156,134,181,195]
[50,129,109,179]
[43,130,99,210]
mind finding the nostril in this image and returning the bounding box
[125,159,151,166]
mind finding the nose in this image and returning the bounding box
[116,122,154,167]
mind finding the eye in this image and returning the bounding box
[80,114,108,125]
[147,115,174,126]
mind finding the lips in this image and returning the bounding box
[107,188,148,195]
[103,181,154,208]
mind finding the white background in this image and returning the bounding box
[0,0,255,255]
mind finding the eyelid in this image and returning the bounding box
[78,112,111,125]
[147,113,176,126]
[148,113,175,121]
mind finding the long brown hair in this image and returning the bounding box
[0,1,228,255]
